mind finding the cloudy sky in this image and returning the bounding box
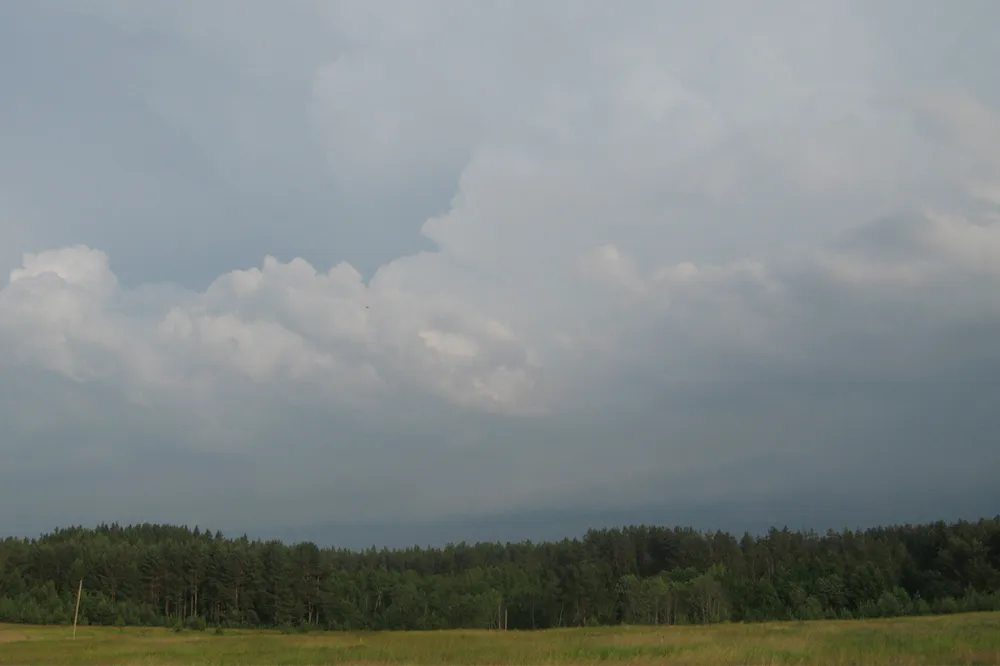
[2,0,999,547]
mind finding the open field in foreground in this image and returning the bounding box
[2,612,999,665]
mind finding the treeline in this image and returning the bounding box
[1,517,999,630]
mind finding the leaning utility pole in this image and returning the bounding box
[72,579,84,639]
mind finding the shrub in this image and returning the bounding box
[877,591,902,617]
[186,615,207,631]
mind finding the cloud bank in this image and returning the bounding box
[2,0,999,544]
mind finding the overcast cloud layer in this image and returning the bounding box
[2,0,999,546]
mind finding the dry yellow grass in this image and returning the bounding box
[1,612,998,665]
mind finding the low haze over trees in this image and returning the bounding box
[2,518,999,630]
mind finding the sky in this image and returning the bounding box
[2,0,999,548]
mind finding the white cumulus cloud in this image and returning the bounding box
[1,0,999,541]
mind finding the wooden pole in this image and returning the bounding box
[73,578,83,639]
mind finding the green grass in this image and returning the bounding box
[2,612,999,665]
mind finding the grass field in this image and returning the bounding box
[1,612,999,665]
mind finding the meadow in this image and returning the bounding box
[1,612,999,665]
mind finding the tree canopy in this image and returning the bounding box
[2,517,999,630]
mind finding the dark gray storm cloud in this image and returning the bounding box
[1,0,999,545]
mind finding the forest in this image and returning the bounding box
[1,517,999,631]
